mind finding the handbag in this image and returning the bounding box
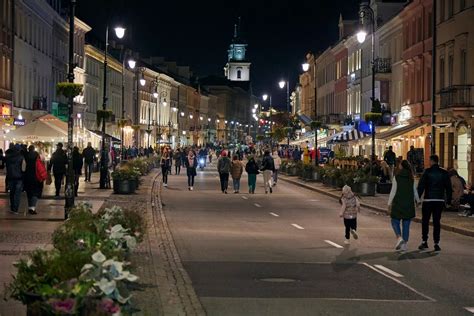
[36,157,48,182]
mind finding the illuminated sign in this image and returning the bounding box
[13,118,26,126]
[399,106,411,123]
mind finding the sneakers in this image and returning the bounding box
[350,229,358,240]
[395,237,404,250]
[190,187,194,191]
[163,183,168,187]
[400,241,408,252]
[434,244,441,252]
[188,187,191,191]
[418,241,429,250]
[265,191,268,194]
[28,209,38,215]
[9,209,19,215]
[270,187,273,194]
[344,239,350,245]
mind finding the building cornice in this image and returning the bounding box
[85,44,122,72]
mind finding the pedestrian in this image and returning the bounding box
[82,142,95,182]
[339,185,360,244]
[185,150,197,191]
[272,151,281,186]
[379,161,391,183]
[5,144,25,214]
[23,145,45,215]
[407,145,418,174]
[72,146,83,197]
[417,155,452,252]
[383,146,396,179]
[48,143,68,198]
[448,168,464,212]
[231,155,243,193]
[260,150,275,194]
[0,148,6,193]
[168,148,173,175]
[209,150,213,164]
[217,151,231,194]
[174,149,182,175]
[245,156,259,194]
[161,151,171,187]
[388,160,420,251]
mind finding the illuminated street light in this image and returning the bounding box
[302,62,310,72]
[114,26,125,39]
[357,30,367,43]
[127,59,136,69]
[278,80,286,89]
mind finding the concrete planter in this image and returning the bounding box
[359,182,376,196]
[377,182,392,194]
[113,180,136,194]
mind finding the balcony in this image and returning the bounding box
[440,85,474,110]
[375,58,391,74]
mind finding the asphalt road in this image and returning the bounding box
[161,163,474,316]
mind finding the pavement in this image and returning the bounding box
[278,174,474,237]
[161,162,474,316]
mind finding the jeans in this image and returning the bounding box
[233,178,240,192]
[188,175,194,187]
[273,169,279,184]
[391,218,411,242]
[8,179,22,212]
[263,170,273,192]
[54,173,64,196]
[248,174,257,193]
[422,201,445,244]
[219,172,229,192]
[175,165,181,175]
[26,191,38,210]
[344,218,357,239]
[162,166,168,184]
[74,172,80,196]
[84,162,93,181]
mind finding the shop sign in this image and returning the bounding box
[1,104,11,116]
[1,116,14,125]
[13,118,26,126]
[399,106,411,123]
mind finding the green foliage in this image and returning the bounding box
[310,121,322,130]
[96,109,113,127]
[364,112,382,123]
[256,135,265,141]
[111,168,140,181]
[56,82,83,98]
[272,127,286,142]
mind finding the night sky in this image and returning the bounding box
[75,0,361,108]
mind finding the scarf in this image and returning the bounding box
[188,155,194,167]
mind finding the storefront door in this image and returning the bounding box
[457,126,469,181]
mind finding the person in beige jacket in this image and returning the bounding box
[231,155,243,193]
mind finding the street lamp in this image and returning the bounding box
[302,59,319,165]
[100,24,127,189]
[302,62,310,72]
[120,53,136,161]
[278,80,290,147]
[358,2,377,167]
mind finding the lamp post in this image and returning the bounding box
[262,94,273,147]
[100,25,126,189]
[121,56,136,160]
[65,0,76,217]
[357,2,376,167]
[279,80,290,147]
[302,60,319,165]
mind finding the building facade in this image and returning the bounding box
[0,0,14,116]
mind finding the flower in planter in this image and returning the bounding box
[48,298,77,314]
[99,298,121,314]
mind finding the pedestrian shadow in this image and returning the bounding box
[345,250,438,263]
[331,246,359,273]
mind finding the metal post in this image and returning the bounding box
[287,80,290,147]
[313,63,318,165]
[99,26,109,189]
[431,0,437,155]
[121,50,125,160]
[65,0,76,218]
[371,12,376,165]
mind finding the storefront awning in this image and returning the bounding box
[89,130,121,143]
[319,131,344,144]
[4,114,68,142]
[331,129,371,143]
[376,123,425,141]
[297,114,312,125]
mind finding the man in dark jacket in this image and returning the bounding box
[417,155,452,251]
[260,150,275,194]
[384,146,397,178]
[73,146,83,196]
[82,142,96,182]
[48,143,68,198]
[5,144,25,214]
[217,151,231,193]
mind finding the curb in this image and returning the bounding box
[280,176,474,238]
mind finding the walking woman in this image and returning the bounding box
[161,151,171,187]
[230,155,243,193]
[24,145,44,215]
[388,160,420,251]
[245,156,259,194]
[174,149,182,175]
[217,151,231,194]
[185,150,197,191]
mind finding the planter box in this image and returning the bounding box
[377,182,392,194]
[351,183,361,194]
[359,182,376,196]
[312,171,321,181]
[287,167,297,176]
[113,180,136,194]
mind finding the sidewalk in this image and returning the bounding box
[279,174,474,238]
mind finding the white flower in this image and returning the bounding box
[124,236,137,249]
[116,292,131,304]
[80,263,94,272]
[26,259,33,267]
[92,250,106,263]
[95,278,116,295]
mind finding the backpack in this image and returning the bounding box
[36,157,48,182]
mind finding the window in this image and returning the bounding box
[460,0,466,10]
[439,57,445,89]
[236,69,241,79]
[447,0,453,18]
[439,0,445,23]
[448,55,453,87]
[460,49,467,84]
[428,11,433,38]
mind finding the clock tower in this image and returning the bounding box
[224,24,251,81]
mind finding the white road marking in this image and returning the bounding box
[291,223,304,230]
[241,196,248,200]
[362,263,436,302]
[465,307,474,314]
[324,240,344,249]
[309,199,320,202]
[254,203,261,208]
[269,212,280,217]
[373,265,404,278]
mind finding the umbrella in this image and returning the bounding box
[5,114,68,143]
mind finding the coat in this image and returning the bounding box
[185,156,197,177]
[23,150,43,197]
[388,169,420,219]
[49,149,68,174]
[231,160,243,179]
[217,156,231,174]
[245,160,259,175]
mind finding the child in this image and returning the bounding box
[340,185,361,244]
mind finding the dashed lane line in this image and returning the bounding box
[324,240,344,249]
[465,307,474,314]
[291,223,304,230]
[241,196,248,200]
[254,203,262,208]
[269,212,280,217]
[374,264,404,278]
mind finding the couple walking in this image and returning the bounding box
[217,151,240,194]
[387,155,451,252]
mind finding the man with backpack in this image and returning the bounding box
[261,150,275,194]
[217,151,231,194]
[82,142,96,182]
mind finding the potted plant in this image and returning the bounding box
[377,181,392,194]
[295,160,304,177]
[313,166,324,181]
[111,169,138,194]
[354,170,379,196]
[302,164,313,180]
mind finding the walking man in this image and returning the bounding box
[5,144,25,214]
[272,151,281,186]
[217,151,231,194]
[383,146,396,179]
[260,150,275,194]
[82,142,95,182]
[417,155,452,252]
[48,143,68,198]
